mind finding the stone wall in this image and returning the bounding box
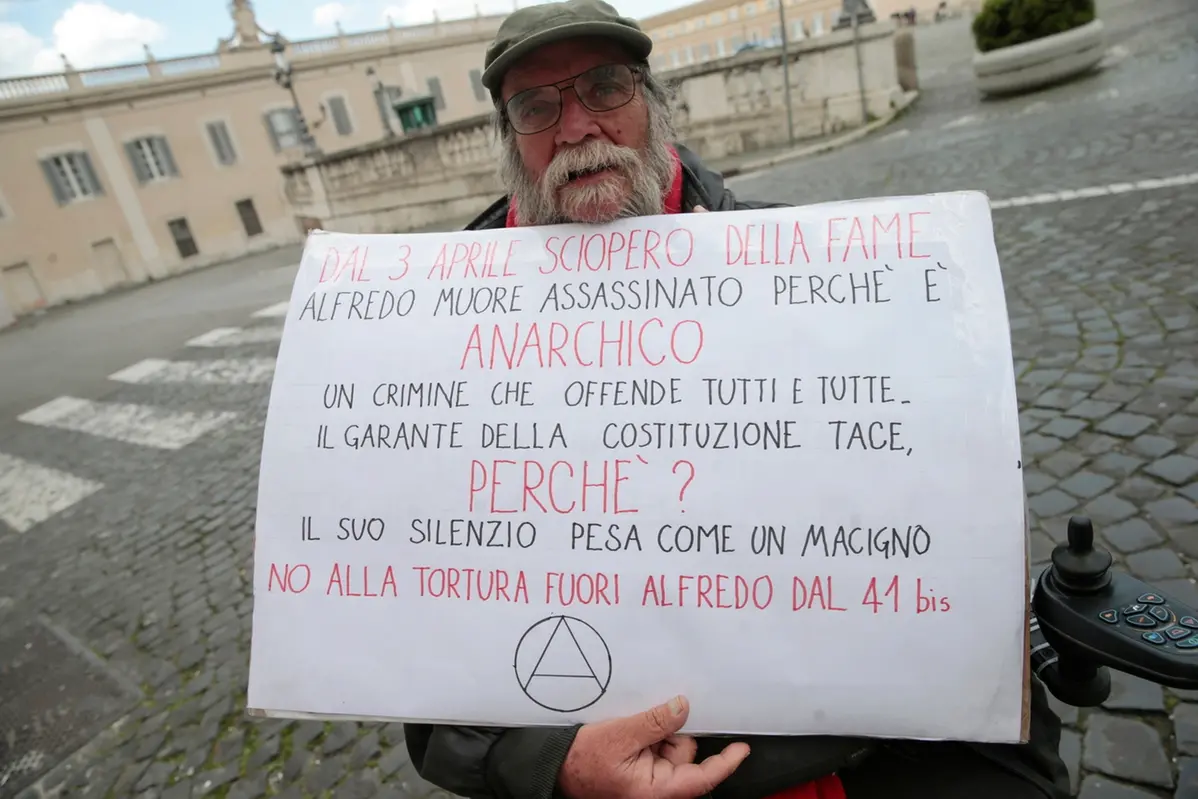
[282,115,502,235]
[668,20,906,160]
[282,20,906,234]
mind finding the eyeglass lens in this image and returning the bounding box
[506,63,638,134]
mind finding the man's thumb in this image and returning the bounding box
[628,695,689,747]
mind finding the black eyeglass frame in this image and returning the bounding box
[500,62,647,136]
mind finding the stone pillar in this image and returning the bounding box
[894,28,919,91]
[0,283,15,330]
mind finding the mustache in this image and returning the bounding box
[541,140,640,192]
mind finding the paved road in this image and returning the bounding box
[1,0,1196,796]
[0,245,301,422]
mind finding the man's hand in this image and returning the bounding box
[557,695,750,799]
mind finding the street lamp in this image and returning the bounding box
[366,66,395,138]
[777,0,795,147]
[270,35,319,155]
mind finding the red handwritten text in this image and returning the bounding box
[726,222,812,266]
[412,566,531,602]
[459,319,704,370]
[541,228,694,274]
[826,212,932,263]
[468,458,641,514]
[426,240,520,280]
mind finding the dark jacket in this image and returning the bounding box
[404,143,1072,799]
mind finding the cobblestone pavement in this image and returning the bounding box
[1,0,1196,797]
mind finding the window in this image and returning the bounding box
[469,69,486,102]
[695,17,706,29]
[698,43,712,60]
[793,19,806,38]
[745,3,757,16]
[671,50,681,67]
[717,38,726,56]
[264,108,302,151]
[771,24,782,42]
[711,12,724,24]
[236,199,263,238]
[125,136,179,183]
[685,46,694,64]
[40,151,104,205]
[327,96,353,136]
[426,77,445,111]
[206,121,237,165]
[812,12,825,34]
[168,217,198,259]
[729,7,739,20]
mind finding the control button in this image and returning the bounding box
[1181,616,1198,629]
[1165,626,1190,640]
[1150,606,1172,623]
[1143,631,1167,645]
[1122,604,1148,614]
[1177,637,1198,650]
[1140,593,1166,605]
[1126,614,1157,628]
[1099,610,1119,624]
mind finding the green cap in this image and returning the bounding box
[482,0,653,98]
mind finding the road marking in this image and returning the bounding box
[0,452,103,534]
[109,357,276,384]
[186,326,284,347]
[18,396,237,450]
[252,301,290,318]
[943,114,982,129]
[991,172,1198,210]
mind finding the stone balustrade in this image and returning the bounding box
[670,20,905,158]
[283,20,908,234]
[283,114,502,234]
[0,14,503,103]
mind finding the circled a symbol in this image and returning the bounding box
[513,615,611,712]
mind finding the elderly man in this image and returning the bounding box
[404,2,1072,798]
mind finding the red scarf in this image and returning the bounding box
[504,146,686,227]
[504,146,847,799]
[769,774,847,799]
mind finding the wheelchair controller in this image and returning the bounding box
[1031,515,1198,707]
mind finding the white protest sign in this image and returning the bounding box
[247,190,1029,743]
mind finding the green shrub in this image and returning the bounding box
[971,0,1096,53]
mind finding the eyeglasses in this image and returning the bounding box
[504,63,643,135]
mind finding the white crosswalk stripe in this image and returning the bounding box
[18,396,237,450]
[0,451,103,533]
[186,326,284,347]
[943,114,982,129]
[990,172,1198,210]
[109,357,275,385]
[252,301,290,318]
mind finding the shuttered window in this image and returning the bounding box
[168,218,198,258]
[327,96,353,136]
[125,136,179,183]
[206,121,237,165]
[426,77,445,110]
[264,108,302,151]
[40,151,104,205]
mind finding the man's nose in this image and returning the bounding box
[554,90,604,145]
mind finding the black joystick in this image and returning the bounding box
[1034,515,1198,707]
[1049,517,1112,594]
